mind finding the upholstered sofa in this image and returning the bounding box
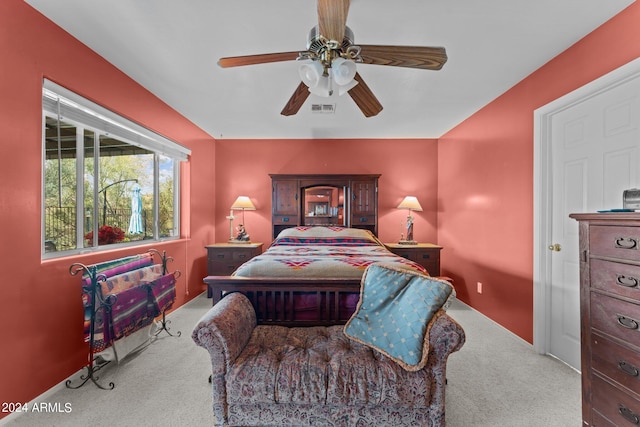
[192,267,465,427]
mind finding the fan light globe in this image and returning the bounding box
[332,57,357,85]
[299,61,324,88]
[308,76,332,96]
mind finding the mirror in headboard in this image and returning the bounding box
[270,174,380,239]
[303,185,345,227]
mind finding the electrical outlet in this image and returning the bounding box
[477,282,483,294]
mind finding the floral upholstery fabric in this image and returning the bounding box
[228,325,434,406]
[192,292,465,427]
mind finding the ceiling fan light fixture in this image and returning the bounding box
[299,60,325,88]
[308,75,332,97]
[299,57,358,98]
[332,57,357,85]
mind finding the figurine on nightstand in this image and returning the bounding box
[235,224,250,242]
[406,215,414,242]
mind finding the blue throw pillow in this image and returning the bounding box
[344,263,455,371]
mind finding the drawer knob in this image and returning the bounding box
[618,404,640,425]
[615,237,638,250]
[618,360,640,377]
[216,254,225,259]
[616,274,639,288]
[616,314,639,330]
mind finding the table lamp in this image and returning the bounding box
[229,196,256,243]
[397,196,423,245]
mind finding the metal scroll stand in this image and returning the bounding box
[147,249,182,338]
[66,263,115,390]
[66,250,181,390]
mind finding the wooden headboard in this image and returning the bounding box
[270,174,380,239]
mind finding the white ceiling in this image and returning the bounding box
[25,0,634,139]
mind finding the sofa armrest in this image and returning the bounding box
[192,292,257,425]
[424,310,465,413]
[192,292,257,368]
[429,311,465,358]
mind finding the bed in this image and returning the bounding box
[204,226,428,326]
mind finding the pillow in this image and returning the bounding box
[275,226,379,241]
[343,263,455,371]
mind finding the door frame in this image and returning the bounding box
[533,56,640,361]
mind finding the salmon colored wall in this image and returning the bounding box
[438,2,640,343]
[0,0,215,411]
[214,139,439,246]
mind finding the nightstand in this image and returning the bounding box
[385,243,442,276]
[205,242,263,297]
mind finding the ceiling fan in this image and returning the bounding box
[218,0,447,118]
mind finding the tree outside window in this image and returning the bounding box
[42,83,185,256]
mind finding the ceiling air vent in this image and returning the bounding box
[311,104,336,114]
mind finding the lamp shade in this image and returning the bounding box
[332,57,357,85]
[230,196,256,211]
[397,196,423,211]
[299,61,325,88]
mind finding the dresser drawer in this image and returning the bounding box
[208,261,240,275]
[385,244,442,276]
[591,292,640,347]
[394,252,438,275]
[591,225,640,261]
[592,332,640,396]
[592,259,640,301]
[352,214,375,225]
[273,215,296,225]
[592,374,640,426]
[591,410,617,427]
[208,249,256,262]
[205,244,263,276]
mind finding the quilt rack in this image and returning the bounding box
[66,249,181,390]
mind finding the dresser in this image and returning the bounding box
[570,213,640,426]
[205,242,263,297]
[384,243,442,276]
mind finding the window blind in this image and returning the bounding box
[43,79,191,161]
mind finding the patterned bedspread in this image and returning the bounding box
[234,226,427,278]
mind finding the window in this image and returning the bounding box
[42,80,190,257]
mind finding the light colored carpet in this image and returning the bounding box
[2,292,581,426]
[445,302,581,426]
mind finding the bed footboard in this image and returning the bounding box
[203,276,362,326]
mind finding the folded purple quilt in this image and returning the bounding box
[148,273,177,315]
[79,254,158,351]
[110,284,155,340]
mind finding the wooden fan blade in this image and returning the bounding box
[317,0,350,43]
[358,45,447,70]
[218,51,301,68]
[348,73,382,118]
[281,82,311,116]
